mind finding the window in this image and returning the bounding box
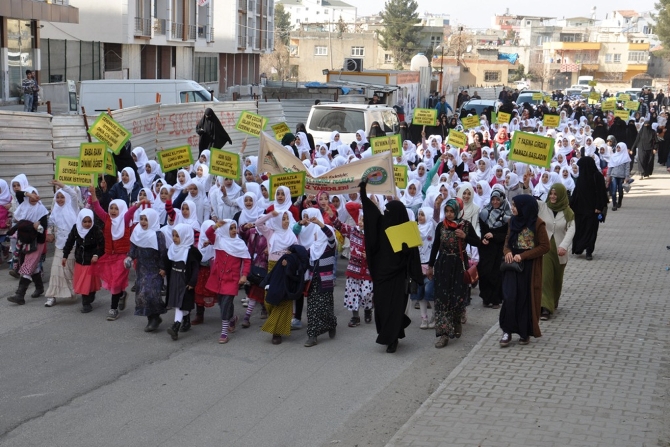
[307,109,365,133]
[628,51,647,62]
[613,53,621,63]
[324,8,329,13]
[430,35,441,47]
[351,46,365,56]
[484,71,501,82]
[384,53,394,64]
[180,90,213,102]
[314,46,328,56]
[296,18,301,24]
[605,53,613,63]
[194,55,218,83]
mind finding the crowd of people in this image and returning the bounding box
[1,93,662,351]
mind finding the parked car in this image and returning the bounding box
[458,99,499,119]
[570,84,591,92]
[615,91,638,101]
[515,90,549,105]
[305,103,399,144]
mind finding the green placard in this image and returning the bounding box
[55,157,95,187]
[78,142,106,175]
[87,113,132,155]
[156,145,194,172]
[508,131,553,169]
[269,171,306,198]
[412,108,437,126]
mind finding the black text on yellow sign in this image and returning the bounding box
[157,145,194,172]
[269,171,306,198]
[55,157,96,187]
[271,122,291,141]
[543,114,560,128]
[105,149,116,177]
[508,131,554,169]
[447,130,467,149]
[235,111,267,137]
[88,113,132,155]
[461,115,480,129]
[78,142,107,175]
[209,148,241,180]
[370,134,402,157]
[394,165,408,189]
[412,108,437,126]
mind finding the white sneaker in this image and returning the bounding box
[428,316,435,329]
[420,318,428,329]
[242,297,249,308]
[291,318,303,330]
[44,297,56,307]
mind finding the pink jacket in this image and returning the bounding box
[204,226,251,296]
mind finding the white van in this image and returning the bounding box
[305,104,399,145]
[78,79,217,114]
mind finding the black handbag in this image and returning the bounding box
[246,234,267,285]
[500,259,524,273]
[405,263,418,295]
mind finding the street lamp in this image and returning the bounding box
[435,44,444,93]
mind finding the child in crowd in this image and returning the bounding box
[192,220,217,326]
[412,207,436,329]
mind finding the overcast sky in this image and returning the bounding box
[357,1,657,29]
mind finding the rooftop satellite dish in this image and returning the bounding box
[466,45,472,53]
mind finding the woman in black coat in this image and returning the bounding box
[196,108,232,155]
[631,121,658,179]
[625,119,638,172]
[570,157,608,261]
[360,180,422,353]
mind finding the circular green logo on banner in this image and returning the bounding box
[363,167,388,185]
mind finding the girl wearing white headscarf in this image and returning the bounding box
[131,146,149,175]
[559,166,576,195]
[470,158,494,184]
[172,168,193,202]
[164,223,202,340]
[191,220,217,325]
[132,187,155,223]
[533,171,554,201]
[255,209,299,344]
[295,132,312,159]
[473,180,492,209]
[7,187,49,305]
[210,177,243,221]
[127,208,167,330]
[295,208,337,347]
[141,160,163,189]
[329,131,349,158]
[192,163,212,193]
[108,166,142,206]
[350,129,369,158]
[606,142,631,210]
[193,149,211,175]
[204,219,251,343]
[412,206,437,329]
[44,186,80,307]
[401,179,424,215]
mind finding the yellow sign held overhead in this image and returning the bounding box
[589,92,601,101]
[78,142,106,175]
[209,148,241,180]
[543,95,552,102]
[269,171,307,198]
[532,93,543,101]
[271,122,291,141]
[461,115,480,129]
[543,114,560,128]
[55,157,95,187]
[588,80,597,87]
[549,100,558,108]
[625,100,640,111]
[508,131,554,169]
[614,110,631,121]
[157,145,194,172]
[394,165,408,189]
[412,108,437,126]
[88,113,132,155]
[104,149,116,177]
[370,135,402,157]
[388,134,402,157]
[618,94,631,102]
[447,130,467,149]
[601,99,617,111]
[497,111,511,124]
[235,111,267,137]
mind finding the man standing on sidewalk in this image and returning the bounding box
[21,70,36,113]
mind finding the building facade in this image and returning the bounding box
[276,0,356,30]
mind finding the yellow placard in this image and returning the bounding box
[549,100,558,108]
[269,171,306,198]
[508,131,553,169]
[625,100,640,111]
[78,142,106,175]
[235,111,267,137]
[384,221,422,253]
[394,165,408,189]
[271,122,291,141]
[157,145,194,172]
[618,94,631,102]
[543,114,560,128]
[588,80,597,87]
[589,92,601,101]
[601,99,617,111]
[209,148,241,180]
[446,130,467,149]
[461,115,480,129]
[543,95,552,102]
[55,157,95,187]
[614,110,631,121]
[532,93,542,101]
[104,149,116,177]
[87,113,132,155]
[388,134,402,157]
[411,108,437,126]
[497,111,511,124]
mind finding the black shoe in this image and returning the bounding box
[612,205,617,211]
[364,309,372,323]
[348,316,360,327]
[167,322,181,340]
[131,284,137,292]
[81,304,93,313]
[30,274,44,298]
[586,254,593,261]
[145,316,162,332]
[118,291,127,311]
[180,314,191,332]
[160,285,166,296]
[386,340,398,353]
[328,327,336,339]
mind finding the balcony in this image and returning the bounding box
[187,24,197,40]
[238,0,246,11]
[171,22,183,39]
[134,17,152,37]
[154,18,166,35]
[626,63,648,71]
[198,25,215,42]
[238,34,247,49]
[543,42,601,51]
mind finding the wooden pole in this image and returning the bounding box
[81,106,92,143]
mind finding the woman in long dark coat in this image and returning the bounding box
[570,157,608,261]
[631,121,657,179]
[625,119,638,173]
[196,108,232,155]
[360,180,422,353]
[477,188,512,309]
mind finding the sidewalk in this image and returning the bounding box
[387,168,670,447]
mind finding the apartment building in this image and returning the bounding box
[37,0,272,98]
[276,0,356,30]
[0,0,79,102]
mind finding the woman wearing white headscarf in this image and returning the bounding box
[456,182,481,237]
[350,129,369,158]
[131,146,149,175]
[44,185,80,307]
[127,208,167,331]
[295,132,312,159]
[473,180,492,209]
[606,142,631,210]
[559,166,575,195]
[7,187,50,305]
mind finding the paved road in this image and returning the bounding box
[387,168,670,447]
[0,254,498,447]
